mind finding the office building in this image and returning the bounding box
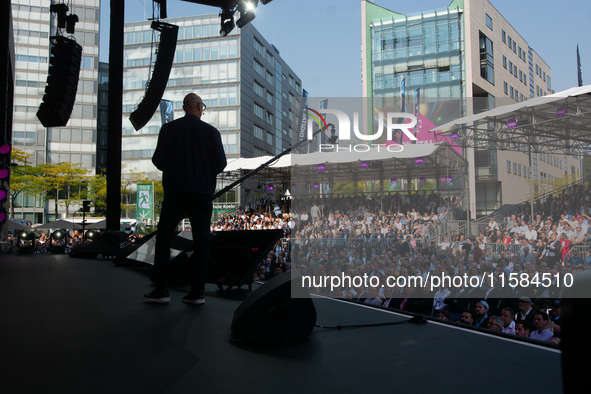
[11,0,100,223]
[361,0,580,216]
[122,14,302,209]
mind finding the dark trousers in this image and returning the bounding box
[153,191,213,291]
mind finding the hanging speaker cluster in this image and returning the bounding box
[36,36,82,127]
[129,21,179,131]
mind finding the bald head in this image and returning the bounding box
[183,93,204,118]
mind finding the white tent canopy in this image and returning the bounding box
[430,85,591,154]
[224,143,441,172]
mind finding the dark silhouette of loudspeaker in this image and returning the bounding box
[231,270,317,340]
[37,36,82,127]
[129,21,178,131]
[561,271,591,394]
[165,230,283,287]
[69,231,130,259]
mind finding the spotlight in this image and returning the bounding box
[268,185,274,190]
[292,185,296,188]
[0,186,7,202]
[390,179,398,184]
[0,141,11,155]
[420,177,426,182]
[0,165,10,180]
[84,229,100,241]
[52,230,66,240]
[506,118,518,128]
[360,162,368,168]
[243,0,258,11]
[313,184,320,188]
[219,9,235,37]
[415,158,424,164]
[556,106,566,114]
[317,165,325,171]
[0,208,7,224]
[236,10,256,28]
[65,14,79,34]
[450,133,459,139]
[50,4,68,29]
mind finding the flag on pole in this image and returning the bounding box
[159,99,174,125]
[577,44,584,87]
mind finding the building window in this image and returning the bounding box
[486,14,493,30]
[266,132,273,145]
[254,82,264,98]
[253,125,264,140]
[502,30,506,43]
[513,162,517,174]
[254,103,264,119]
[514,65,517,76]
[504,81,508,94]
[510,86,514,99]
[509,61,513,74]
[518,164,522,176]
[503,56,507,69]
[543,71,546,82]
[547,76,551,91]
[254,60,264,76]
[508,36,512,48]
[507,160,511,173]
[479,32,494,85]
[513,41,516,53]
[519,70,523,82]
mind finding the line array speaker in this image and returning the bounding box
[129,21,178,131]
[37,36,82,127]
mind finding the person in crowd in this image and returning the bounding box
[530,311,553,342]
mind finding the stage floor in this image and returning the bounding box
[1,253,562,394]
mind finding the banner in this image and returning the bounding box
[159,99,174,125]
[296,89,309,152]
[136,183,153,221]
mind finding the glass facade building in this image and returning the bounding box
[362,0,577,217]
[11,0,100,223]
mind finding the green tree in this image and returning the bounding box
[40,162,91,218]
[8,148,45,217]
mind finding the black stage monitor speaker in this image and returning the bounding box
[129,21,178,131]
[69,231,130,259]
[37,36,82,127]
[231,270,317,340]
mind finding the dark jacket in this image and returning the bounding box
[152,114,227,197]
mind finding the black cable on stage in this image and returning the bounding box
[315,315,426,330]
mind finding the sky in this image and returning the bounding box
[99,0,591,98]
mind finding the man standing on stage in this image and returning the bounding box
[144,93,227,304]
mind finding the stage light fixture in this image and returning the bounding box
[65,14,79,34]
[312,184,320,188]
[236,9,256,28]
[268,185,274,190]
[0,187,7,203]
[390,179,398,184]
[85,229,100,241]
[52,230,66,240]
[0,165,9,180]
[556,106,566,114]
[506,118,518,128]
[450,133,459,139]
[415,158,424,164]
[153,0,168,19]
[317,165,325,171]
[0,208,7,224]
[244,0,258,11]
[261,0,273,4]
[50,4,68,29]
[219,9,235,36]
[360,162,368,168]
[420,177,426,182]
[0,142,11,155]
